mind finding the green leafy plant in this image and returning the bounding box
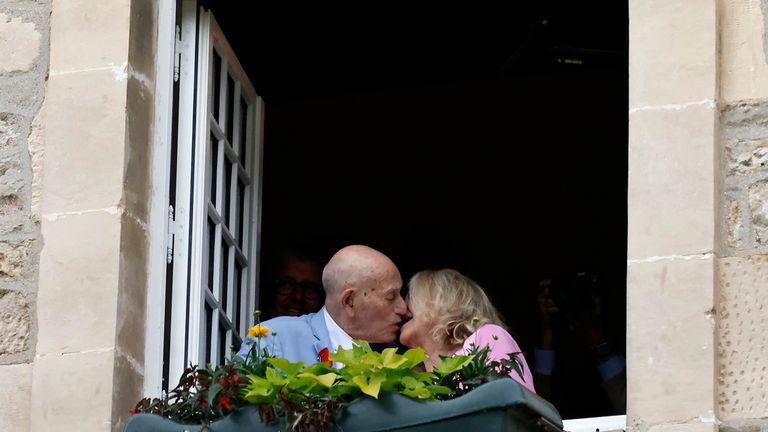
[133,313,527,432]
[436,341,526,398]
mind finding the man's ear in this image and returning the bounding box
[341,287,356,317]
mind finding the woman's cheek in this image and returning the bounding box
[399,320,416,347]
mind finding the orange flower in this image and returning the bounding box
[247,325,269,338]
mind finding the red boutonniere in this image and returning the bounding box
[319,347,333,367]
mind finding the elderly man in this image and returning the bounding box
[236,244,408,365]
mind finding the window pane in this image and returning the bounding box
[226,73,235,145]
[218,317,228,364]
[239,97,248,163]
[234,262,243,335]
[237,179,246,249]
[209,134,218,206]
[223,160,232,227]
[204,303,214,365]
[212,50,221,122]
[207,218,215,290]
[220,239,229,310]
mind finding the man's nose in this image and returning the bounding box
[291,287,304,300]
[395,296,407,315]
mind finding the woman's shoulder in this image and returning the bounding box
[462,324,515,349]
[474,323,512,339]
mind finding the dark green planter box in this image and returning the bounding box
[125,378,564,432]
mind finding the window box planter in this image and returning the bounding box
[125,378,564,432]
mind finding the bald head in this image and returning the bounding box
[322,245,399,297]
[322,245,407,342]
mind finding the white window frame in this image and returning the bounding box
[147,0,265,394]
[144,0,178,397]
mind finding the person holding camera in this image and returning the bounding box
[533,272,626,418]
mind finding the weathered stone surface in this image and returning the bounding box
[721,101,768,142]
[748,180,768,245]
[28,102,44,221]
[0,239,32,277]
[0,290,30,355]
[0,112,21,152]
[627,257,715,424]
[629,0,716,107]
[725,140,768,177]
[628,104,716,258]
[717,256,768,420]
[30,350,114,432]
[0,12,41,73]
[0,363,32,431]
[728,200,745,249]
[720,417,768,432]
[721,0,768,102]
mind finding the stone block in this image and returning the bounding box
[717,256,768,420]
[627,257,715,424]
[725,140,768,177]
[748,180,768,246]
[0,362,32,431]
[36,211,121,355]
[628,105,716,258]
[42,69,126,215]
[720,101,768,143]
[115,214,147,363]
[49,0,130,73]
[0,12,41,73]
[0,238,34,278]
[112,350,144,432]
[28,102,44,221]
[720,418,768,432]
[720,0,768,102]
[30,349,114,432]
[0,112,22,154]
[727,200,745,249]
[0,290,30,356]
[647,422,715,432]
[629,0,716,108]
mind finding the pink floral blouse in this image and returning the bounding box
[455,324,536,393]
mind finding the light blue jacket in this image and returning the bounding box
[235,307,332,366]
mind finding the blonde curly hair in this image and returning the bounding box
[407,269,507,350]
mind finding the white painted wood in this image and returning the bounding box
[166,0,200,385]
[562,415,626,432]
[189,6,213,368]
[247,97,266,328]
[169,6,264,370]
[145,0,177,397]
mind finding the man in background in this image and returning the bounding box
[264,250,324,318]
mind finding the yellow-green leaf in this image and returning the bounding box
[267,358,303,377]
[381,348,408,369]
[297,372,339,388]
[402,348,429,367]
[352,374,385,398]
[433,354,474,376]
[265,367,287,386]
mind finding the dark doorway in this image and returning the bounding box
[204,1,628,419]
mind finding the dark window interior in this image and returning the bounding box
[204,1,628,418]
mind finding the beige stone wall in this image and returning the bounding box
[22,0,156,431]
[628,1,718,431]
[0,1,50,430]
[630,1,768,431]
[717,1,768,430]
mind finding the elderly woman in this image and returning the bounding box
[399,269,536,393]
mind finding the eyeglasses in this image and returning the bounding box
[274,277,324,300]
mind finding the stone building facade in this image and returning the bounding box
[0,1,767,431]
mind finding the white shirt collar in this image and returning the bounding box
[323,307,354,353]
